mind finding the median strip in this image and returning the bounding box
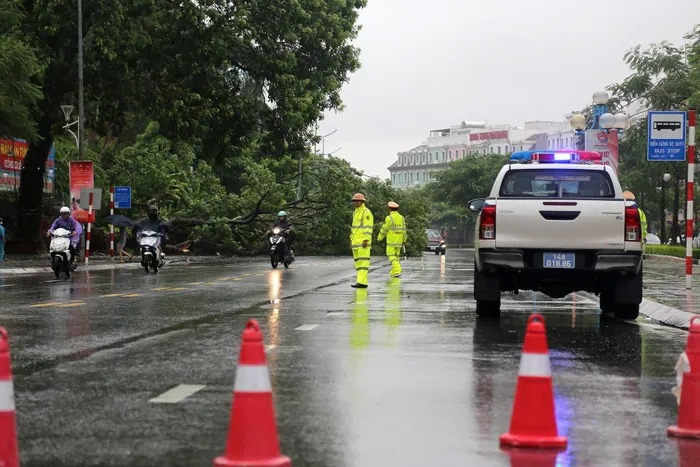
[295,324,318,331]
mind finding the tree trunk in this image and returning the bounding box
[660,180,667,244]
[670,178,680,245]
[17,107,53,252]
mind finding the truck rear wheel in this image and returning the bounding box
[614,304,639,320]
[476,299,501,318]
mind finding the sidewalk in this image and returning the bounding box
[637,254,700,328]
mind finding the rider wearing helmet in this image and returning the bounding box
[271,210,296,251]
[47,206,83,265]
[134,205,169,251]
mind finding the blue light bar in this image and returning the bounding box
[509,150,538,161]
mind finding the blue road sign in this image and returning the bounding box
[647,111,686,161]
[114,186,131,209]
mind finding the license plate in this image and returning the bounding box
[543,252,575,269]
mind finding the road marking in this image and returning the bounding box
[149,384,206,404]
[121,294,143,298]
[326,312,344,316]
[56,302,86,308]
[101,293,127,297]
[30,302,63,308]
[0,284,17,287]
[45,280,62,283]
[190,282,203,285]
[295,324,318,331]
[169,287,186,291]
[152,287,172,291]
[242,273,254,276]
[265,345,277,352]
[206,282,217,285]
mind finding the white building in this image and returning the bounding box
[388,117,581,189]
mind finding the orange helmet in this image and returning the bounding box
[351,193,366,202]
[387,201,399,209]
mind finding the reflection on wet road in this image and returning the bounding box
[1,251,692,466]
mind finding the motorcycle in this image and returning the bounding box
[49,228,74,278]
[138,230,165,273]
[435,237,446,255]
[269,227,294,269]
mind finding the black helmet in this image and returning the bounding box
[148,205,158,219]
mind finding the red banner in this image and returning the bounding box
[69,161,94,223]
[470,130,509,142]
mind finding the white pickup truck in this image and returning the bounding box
[468,151,643,320]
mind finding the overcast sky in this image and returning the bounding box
[316,0,700,179]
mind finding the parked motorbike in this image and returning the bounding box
[269,227,294,269]
[49,228,73,278]
[138,230,165,273]
[435,237,446,255]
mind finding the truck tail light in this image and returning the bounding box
[480,205,496,240]
[625,206,641,242]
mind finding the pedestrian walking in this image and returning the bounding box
[0,217,5,262]
[349,193,374,288]
[116,226,133,262]
[377,201,407,278]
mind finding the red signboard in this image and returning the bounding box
[69,161,94,223]
[469,130,509,142]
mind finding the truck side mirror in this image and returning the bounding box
[468,198,485,212]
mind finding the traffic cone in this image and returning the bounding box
[213,319,291,467]
[499,314,567,449]
[676,439,700,467]
[0,327,19,467]
[668,316,700,439]
[501,446,565,467]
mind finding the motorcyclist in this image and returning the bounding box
[46,206,83,265]
[269,210,295,255]
[134,205,169,257]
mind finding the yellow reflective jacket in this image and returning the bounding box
[377,211,407,248]
[350,205,374,247]
[638,208,648,240]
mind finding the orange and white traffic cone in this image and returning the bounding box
[214,319,291,467]
[668,316,700,439]
[500,314,567,449]
[501,447,564,467]
[0,327,19,467]
[676,439,700,467]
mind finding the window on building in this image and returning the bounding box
[462,149,466,157]
[498,146,502,154]
[505,145,509,153]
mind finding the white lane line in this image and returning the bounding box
[149,384,206,404]
[265,345,277,352]
[295,324,318,331]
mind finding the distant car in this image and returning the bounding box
[646,233,661,245]
[426,228,446,255]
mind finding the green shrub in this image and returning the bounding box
[646,244,700,259]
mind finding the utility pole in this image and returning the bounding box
[78,0,85,159]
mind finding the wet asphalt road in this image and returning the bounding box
[0,250,693,466]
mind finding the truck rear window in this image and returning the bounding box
[499,169,614,198]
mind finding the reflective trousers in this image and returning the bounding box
[386,246,402,277]
[352,246,371,286]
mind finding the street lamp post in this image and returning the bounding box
[61,104,79,148]
[78,0,85,159]
[570,91,628,157]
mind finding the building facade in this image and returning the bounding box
[388,118,579,189]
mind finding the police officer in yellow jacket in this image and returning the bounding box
[350,193,374,288]
[377,201,407,278]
